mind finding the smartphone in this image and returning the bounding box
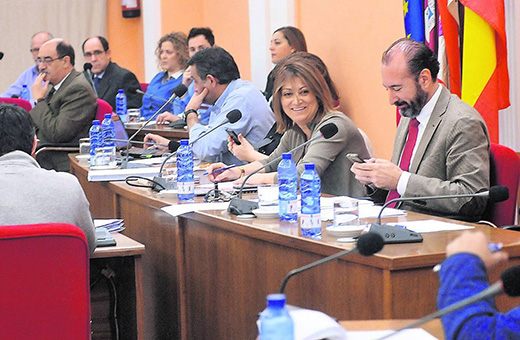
[226,128,241,145]
[346,153,365,163]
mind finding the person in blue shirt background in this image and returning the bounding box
[438,231,518,340]
[155,27,215,125]
[140,32,189,120]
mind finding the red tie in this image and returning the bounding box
[386,118,420,207]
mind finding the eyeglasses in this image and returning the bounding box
[30,48,40,54]
[36,56,65,65]
[83,50,105,58]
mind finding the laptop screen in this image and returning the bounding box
[112,115,130,150]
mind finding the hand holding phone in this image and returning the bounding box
[226,128,241,145]
[346,153,365,163]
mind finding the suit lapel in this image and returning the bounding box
[392,118,409,164]
[96,62,113,99]
[409,86,449,173]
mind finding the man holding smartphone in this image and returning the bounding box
[351,38,489,222]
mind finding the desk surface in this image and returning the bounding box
[70,155,520,340]
[125,123,188,141]
[340,319,444,339]
[92,232,145,258]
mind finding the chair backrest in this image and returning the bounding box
[140,82,149,93]
[0,97,32,111]
[96,98,113,121]
[483,143,520,226]
[0,223,90,339]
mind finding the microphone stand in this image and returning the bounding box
[121,89,184,169]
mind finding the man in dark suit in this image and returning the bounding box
[30,38,97,172]
[82,36,142,110]
[351,38,490,221]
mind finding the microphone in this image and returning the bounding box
[151,109,243,191]
[0,52,4,60]
[228,123,338,215]
[376,264,520,340]
[83,63,97,96]
[120,83,188,169]
[279,232,384,294]
[367,185,510,244]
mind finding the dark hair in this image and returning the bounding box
[81,36,109,53]
[187,46,240,85]
[156,32,189,69]
[272,55,335,132]
[56,40,75,66]
[293,52,339,102]
[187,27,215,46]
[274,26,307,53]
[382,38,440,81]
[0,104,36,157]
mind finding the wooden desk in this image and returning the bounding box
[70,155,520,340]
[125,123,188,142]
[340,319,444,339]
[91,233,145,340]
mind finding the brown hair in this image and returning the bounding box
[272,54,335,133]
[274,26,307,53]
[155,32,189,69]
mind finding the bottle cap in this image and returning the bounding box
[282,153,292,160]
[180,139,189,146]
[104,113,111,119]
[92,120,100,125]
[118,89,124,93]
[304,163,315,170]
[266,293,286,308]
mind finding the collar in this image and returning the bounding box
[94,70,106,79]
[0,150,40,169]
[166,69,184,81]
[53,71,73,91]
[211,79,237,114]
[31,64,39,75]
[415,83,442,126]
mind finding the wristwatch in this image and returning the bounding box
[181,109,198,122]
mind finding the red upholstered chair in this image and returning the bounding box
[482,143,520,226]
[0,97,32,111]
[0,223,91,339]
[140,82,149,93]
[95,98,113,121]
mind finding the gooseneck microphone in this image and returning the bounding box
[120,83,188,169]
[0,52,4,60]
[228,123,338,215]
[376,264,520,340]
[83,63,97,96]
[279,232,384,294]
[151,109,243,191]
[377,185,510,225]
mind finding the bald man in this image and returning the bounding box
[30,38,97,172]
[1,31,53,104]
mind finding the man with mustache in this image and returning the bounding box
[30,38,97,172]
[351,38,490,221]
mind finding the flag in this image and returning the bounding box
[460,0,509,142]
[438,0,461,96]
[404,0,424,42]
[424,0,437,53]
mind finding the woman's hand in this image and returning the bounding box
[206,163,242,183]
[156,111,180,124]
[143,133,170,150]
[228,134,267,163]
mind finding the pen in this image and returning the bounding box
[203,164,236,176]
[433,242,503,273]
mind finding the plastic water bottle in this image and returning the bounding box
[300,163,321,238]
[176,139,194,202]
[101,113,115,148]
[115,89,128,122]
[20,85,31,102]
[259,294,294,340]
[89,120,101,167]
[278,153,298,222]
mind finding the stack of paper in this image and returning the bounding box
[94,219,125,232]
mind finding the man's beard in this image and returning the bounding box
[395,83,428,118]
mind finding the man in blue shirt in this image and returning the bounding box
[145,47,274,165]
[438,231,518,339]
[1,31,53,105]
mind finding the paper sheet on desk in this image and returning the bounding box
[388,220,474,233]
[346,328,437,339]
[320,197,406,221]
[161,202,230,217]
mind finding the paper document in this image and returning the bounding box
[88,167,160,182]
[346,328,437,339]
[161,202,230,217]
[388,220,474,233]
